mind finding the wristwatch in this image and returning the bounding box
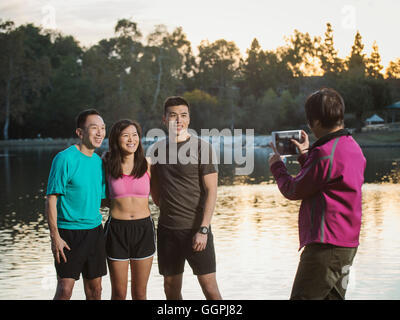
[199,226,209,234]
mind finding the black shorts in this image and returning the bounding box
[55,224,107,281]
[157,224,216,276]
[104,216,156,261]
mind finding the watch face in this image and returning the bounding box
[200,226,209,234]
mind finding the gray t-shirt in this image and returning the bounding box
[151,135,218,230]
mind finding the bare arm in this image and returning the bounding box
[101,198,111,208]
[200,172,218,227]
[101,152,110,208]
[192,172,218,252]
[150,164,160,207]
[45,194,70,263]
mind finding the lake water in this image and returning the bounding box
[0,140,400,300]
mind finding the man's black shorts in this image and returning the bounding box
[157,224,216,276]
[104,216,156,261]
[55,224,107,280]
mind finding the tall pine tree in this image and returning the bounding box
[367,41,383,78]
[241,38,266,98]
[386,58,400,79]
[346,31,366,75]
[319,23,342,74]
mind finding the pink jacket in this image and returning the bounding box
[270,129,366,250]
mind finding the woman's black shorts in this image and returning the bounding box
[104,216,156,261]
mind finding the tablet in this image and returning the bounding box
[271,130,301,156]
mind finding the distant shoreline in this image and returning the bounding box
[0,132,399,149]
[0,138,79,148]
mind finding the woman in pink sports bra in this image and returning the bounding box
[102,119,155,300]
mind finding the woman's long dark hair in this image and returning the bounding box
[103,119,148,179]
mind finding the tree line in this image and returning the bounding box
[1,19,400,139]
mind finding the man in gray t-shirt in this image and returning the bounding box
[150,96,222,300]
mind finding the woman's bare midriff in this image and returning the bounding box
[110,197,150,220]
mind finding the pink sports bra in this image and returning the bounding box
[108,172,150,199]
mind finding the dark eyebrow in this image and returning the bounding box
[169,111,188,115]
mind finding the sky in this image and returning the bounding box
[1,0,399,68]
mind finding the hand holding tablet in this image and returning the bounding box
[271,130,302,156]
[269,130,309,167]
[289,130,309,155]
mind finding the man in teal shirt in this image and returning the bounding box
[45,109,107,300]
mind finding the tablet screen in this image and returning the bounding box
[271,130,301,156]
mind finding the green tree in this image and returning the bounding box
[114,19,145,123]
[183,89,218,130]
[240,38,266,98]
[240,38,292,99]
[49,33,83,68]
[337,75,373,130]
[240,88,282,133]
[258,88,281,132]
[81,19,145,127]
[115,18,142,39]
[386,58,400,79]
[143,24,194,128]
[366,41,384,79]
[30,32,88,138]
[163,26,195,84]
[279,29,321,77]
[196,39,241,93]
[82,38,121,124]
[0,20,22,139]
[319,23,343,74]
[0,22,52,139]
[346,31,366,75]
[279,89,306,129]
[29,55,91,137]
[365,78,392,112]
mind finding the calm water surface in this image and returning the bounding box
[0,143,400,299]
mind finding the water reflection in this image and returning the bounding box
[348,184,400,299]
[1,182,400,299]
[0,145,400,299]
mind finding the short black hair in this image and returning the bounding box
[76,108,101,129]
[305,88,345,128]
[163,96,190,114]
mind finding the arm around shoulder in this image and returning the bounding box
[146,156,152,175]
[150,164,160,207]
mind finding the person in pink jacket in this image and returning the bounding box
[269,88,366,300]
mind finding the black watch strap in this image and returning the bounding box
[199,226,209,234]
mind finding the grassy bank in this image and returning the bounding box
[302,129,400,147]
[352,130,400,146]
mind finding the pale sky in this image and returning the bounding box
[1,0,399,68]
